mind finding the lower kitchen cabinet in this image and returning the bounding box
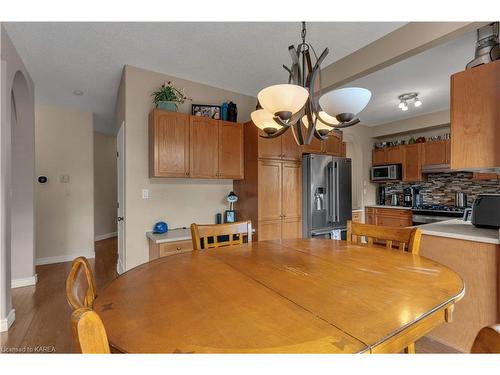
[258,219,283,241]
[365,207,412,227]
[282,218,302,239]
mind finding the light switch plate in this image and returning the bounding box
[142,189,150,199]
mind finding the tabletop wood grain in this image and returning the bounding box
[94,239,464,353]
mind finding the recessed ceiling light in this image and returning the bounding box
[73,90,84,96]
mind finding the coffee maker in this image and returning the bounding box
[403,187,422,208]
[377,186,386,205]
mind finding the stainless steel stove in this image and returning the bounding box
[412,204,465,225]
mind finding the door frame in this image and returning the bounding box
[116,122,125,274]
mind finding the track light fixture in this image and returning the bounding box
[398,92,422,111]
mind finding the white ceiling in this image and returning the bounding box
[345,30,477,126]
[4,22,405,133]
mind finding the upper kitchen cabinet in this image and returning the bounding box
[149,109,244,179]
[372,146,403,165]
[450,60,500,169]
[189,116,219,178]
[218,120,244,179]
[402,143,423,182]
[322,131,343,156]
[258,127,301,161]
[149,110,190,178]
[422,139,450,166]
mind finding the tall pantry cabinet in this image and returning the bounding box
[234,123,302,241]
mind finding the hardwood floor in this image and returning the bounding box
[0,236,461,353]
[0,237,117,353]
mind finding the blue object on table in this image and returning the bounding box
[221,102,229,121]
[153,221,168,234]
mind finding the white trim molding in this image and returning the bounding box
[36,251,95,266]
[0,309,16,332]
[95,232,117,241]
[116,257,125,275]
[11,274,38,288]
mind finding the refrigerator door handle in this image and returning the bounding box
[335,162,340,222]
[327,164,334,223]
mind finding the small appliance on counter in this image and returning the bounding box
[377,186,386,205]
[471,194,500,229]
[153,221,168,234]
[455,192,467,208]
[403,186,422,208]
[390,194,399,206]
[371,164,401,181]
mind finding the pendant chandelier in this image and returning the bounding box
[251,22,372,145]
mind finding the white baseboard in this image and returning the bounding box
[36,251,95,266]
[95,232,117,241]
[116,257,125,275]
[11,274,38,288]
[0,309,16,332]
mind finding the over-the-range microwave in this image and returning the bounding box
[371,164,402,181]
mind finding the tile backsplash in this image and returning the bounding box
[382,172,500,206]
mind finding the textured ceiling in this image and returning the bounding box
[344,30,477,126]
[4,22,405,133]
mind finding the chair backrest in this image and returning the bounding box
[191,221,252,250]
[346,220,422,255]
[66,257,96,310]
[471,325,500,353]
[71,308,110,354]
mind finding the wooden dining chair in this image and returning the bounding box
[71,307,110,354]
[190,221,252,250]
[346,220,422,255]
[66,256,97,310]
[470,324,500,353]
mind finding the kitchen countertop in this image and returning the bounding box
[419,219,500,245]
[365,205,412,210]
[147,228,192,244]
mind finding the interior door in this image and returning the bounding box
[258,160,282,221]
[117,122,125,274]
[218,120,244,179]
[189,117,219,178]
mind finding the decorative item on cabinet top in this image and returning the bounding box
[148,109,244,180]
[152,81,191,112]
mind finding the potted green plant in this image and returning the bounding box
[152,81,189,112]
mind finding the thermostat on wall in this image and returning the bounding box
[37,176,48,184]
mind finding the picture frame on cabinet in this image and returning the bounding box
[192,104,221,119]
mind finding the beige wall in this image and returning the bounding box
[122,65,256,270]
[35,104,94,263]
[1,24,35,329]
[94,132,117,239]
[371,110,450,138]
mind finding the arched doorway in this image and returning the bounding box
[10,70,36,286]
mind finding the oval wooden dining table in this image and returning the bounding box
[94,238,464,354]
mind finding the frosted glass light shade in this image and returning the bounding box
[319,87,371,117]
[257,84,309,117]
[251,109,282,133]
[302,112,338,131]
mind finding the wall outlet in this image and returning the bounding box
[60,174,70,183]
[142,189,150,199]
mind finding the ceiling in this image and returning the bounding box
[345,30,477,126]
[4,22,405,133]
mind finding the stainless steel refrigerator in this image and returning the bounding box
[302,154,352,239]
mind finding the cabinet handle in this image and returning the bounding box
[176,247,181,251]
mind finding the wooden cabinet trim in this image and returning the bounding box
[218,120,244,179]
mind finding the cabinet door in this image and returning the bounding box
[218,120,244,179]
[258,132,282,159]
[451,60,500,169]
[189,117,219,178]
[403,144,422,182]
[422,141,447,165]
[258,219,282,241]
[386,147,403,164]
[365,214,375,225]
[372,149,386,165]
[282,218,302,239]
[341,142,347,157]
[258,160,282,221]
[282,161,301,220]
[282,130,302,161]
[149,110,189,177]
[445,139,451,164]
[323,133,343,156]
